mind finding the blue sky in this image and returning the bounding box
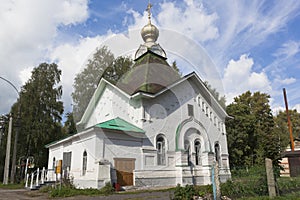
[1,0,300,116]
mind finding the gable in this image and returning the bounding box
[77,79,131,129]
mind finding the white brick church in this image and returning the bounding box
[46,4,231,189]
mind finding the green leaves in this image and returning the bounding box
[11,63,64,168]
[72,46,133,122]
[226,91,277,167]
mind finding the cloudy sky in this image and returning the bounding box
[1,0,300,118]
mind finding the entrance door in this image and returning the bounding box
[114,158,135,186]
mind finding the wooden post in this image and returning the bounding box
[265,158,276,198]
[283,88,294,151]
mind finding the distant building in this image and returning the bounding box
[280,139,300,177]
[46,4,231,189]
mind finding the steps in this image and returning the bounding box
[25,167,57,190]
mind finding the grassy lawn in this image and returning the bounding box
[238,190,300,200]
[0,183,24,189]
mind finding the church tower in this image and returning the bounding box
[117,2,180,95]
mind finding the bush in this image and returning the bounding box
[99,182,115,195]
[194,184,212,197]
[173,184,196,200]
[222,166,269,198]
[48,181,115,198]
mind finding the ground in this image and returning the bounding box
[0,188,172,200]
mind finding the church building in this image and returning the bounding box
[46,4,231,189]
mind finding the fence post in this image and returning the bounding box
[30,172,34,189]
[36,168,39,186]
[41,167,45,184]
[265,158,276,198]
[25,173,29,188]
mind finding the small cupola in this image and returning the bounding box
[135,3,166,59]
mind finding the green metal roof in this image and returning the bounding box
[95,117,145,133]
[116,51,181,95]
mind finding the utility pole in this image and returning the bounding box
[10,103,21,183]
[3,115,12,184]
[0,76,21,183]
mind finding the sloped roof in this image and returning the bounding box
[95,117,145,133]
[46,117,145,148]
[116,50,181,95]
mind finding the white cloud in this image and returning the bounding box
[1,0,300,116]
[293,104,300,113]
[49,35,106,113]
[275,77,297,85]
[206,1,300,68]
[274,40,300,58]
[0,0,89,114]
[157,1,219,42]
[19,68,32,85]
[223,54,272,104]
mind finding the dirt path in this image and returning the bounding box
[0,188,172,200]
[0,189,48,199]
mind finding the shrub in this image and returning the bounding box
[99,182,115,195]
[173,184,196,200]
[194,184,212,197]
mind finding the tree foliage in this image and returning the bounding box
[273,109,300,151]
[10,63,64,169]
[226,91,277,168]
[62,112,77,135]
[204,81,226,109]
[72,46,133,122]
[171,61,182,76]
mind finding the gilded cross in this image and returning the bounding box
[146,2,152,23]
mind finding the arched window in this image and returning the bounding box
[52,157,56,170]
[156,135,166,165]
[82,151,87,175]
[184,140,191,166]
[215,143,221,166]
[194,140,201,165]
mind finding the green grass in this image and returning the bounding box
[0,183,24,189]
[43,182,115,198]
[238,190,300,200]
[221,167,300,199]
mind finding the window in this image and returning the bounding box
[194,141,201,165]
[188,104,194,117]
[202,102,205,112]
[220,122,224,133]
[82,151,87,175]
[63,152,72,171]
[184,140,191,166]
[52,157,56,170]
[215,143,221,166]
[157,136,166,165]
